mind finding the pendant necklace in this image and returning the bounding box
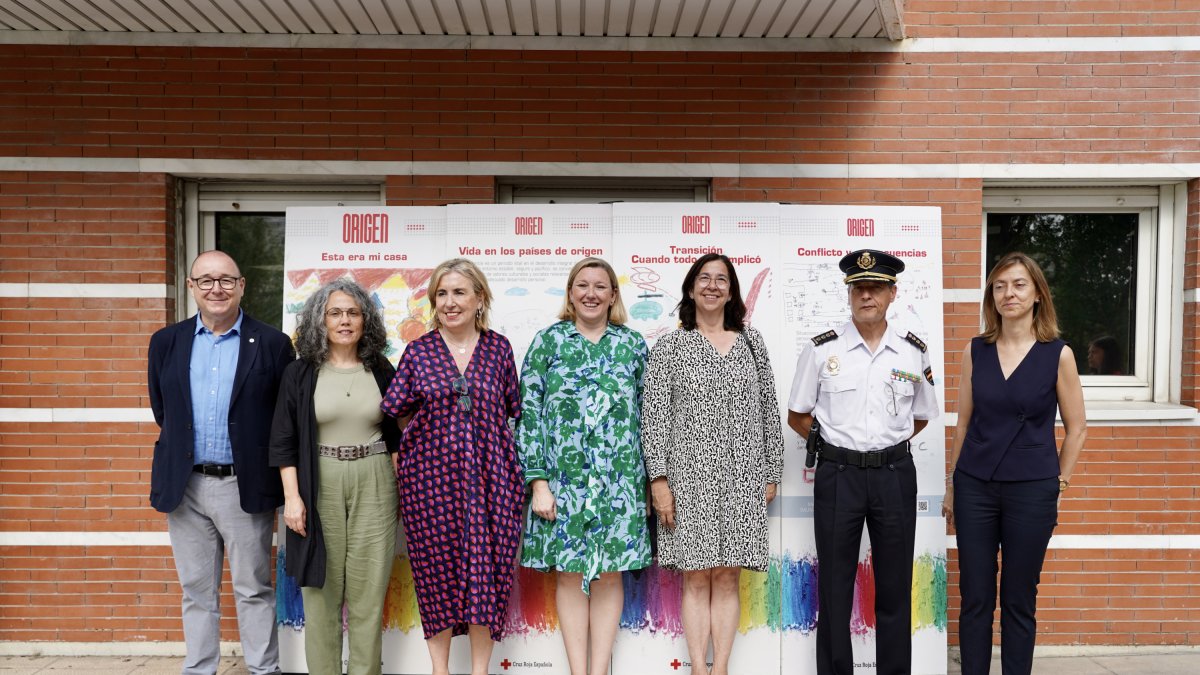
[327,361,363,397]
[344,367,360,397]
[442,330,477,355]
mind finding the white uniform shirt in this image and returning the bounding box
[788,321,939,452]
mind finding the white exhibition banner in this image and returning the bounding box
[610,201,782,675]
[446,204,613,368]
[280,204,947,675]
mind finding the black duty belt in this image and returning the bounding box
[818,440,910,468]
[193,463,235,477]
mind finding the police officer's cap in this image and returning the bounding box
[840,249,905,285]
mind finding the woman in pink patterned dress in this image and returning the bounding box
[381,258,523,675]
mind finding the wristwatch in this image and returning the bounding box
[1058,479,1070,492]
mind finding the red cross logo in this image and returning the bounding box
[500,659,512,670]
[670,658,683,670]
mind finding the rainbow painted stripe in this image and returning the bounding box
[276,549,947,637]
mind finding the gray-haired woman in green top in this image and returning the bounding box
[270,278,400,675]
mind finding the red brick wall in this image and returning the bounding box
[907,1,1200,38]
[0,172,173,409]
[0,421,160,530]
[0,46,1197,165]
[385,175,496,205]
[0,172,174,286]
[0,546,200,642]
[0,171,181,642]
[1,43,1197,650]
[1184,179,1200,408]
[1015,549,1200,645]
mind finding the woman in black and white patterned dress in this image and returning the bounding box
[641,253,785,675]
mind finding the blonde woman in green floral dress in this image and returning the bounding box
[518,257,652,675]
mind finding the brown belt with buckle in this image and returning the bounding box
[317,440,388,461]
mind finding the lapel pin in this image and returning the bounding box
[249,338,255,343]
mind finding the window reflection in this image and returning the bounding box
[215,213,286,330]
[986,212,1138,377]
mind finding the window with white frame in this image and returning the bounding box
[180,181,384,328]
[983,186,1186,406]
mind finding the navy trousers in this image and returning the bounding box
[814,454,917,675]
[953,471,1059,675]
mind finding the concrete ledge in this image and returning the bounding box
[0,642,239,657]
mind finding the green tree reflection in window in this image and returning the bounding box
[986,212,1138,376]
[216,213,286,330]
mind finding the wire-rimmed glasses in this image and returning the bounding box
[696,273,730,289]
[324,308,362,320]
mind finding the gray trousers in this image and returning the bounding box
[167,472,280,675]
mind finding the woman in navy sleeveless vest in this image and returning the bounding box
[943,252,1086,674]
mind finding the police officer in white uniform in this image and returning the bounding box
[787,249,939,675]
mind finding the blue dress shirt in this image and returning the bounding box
[190,311,243,465]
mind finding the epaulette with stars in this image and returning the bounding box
[904,332,927,353]
[811,330,838,346]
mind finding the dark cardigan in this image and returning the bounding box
[268,357,399,588]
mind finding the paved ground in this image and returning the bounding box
[2,652,1199,674]
[948,651,1200,674]
[0,656,245,674]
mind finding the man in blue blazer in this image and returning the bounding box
[148,250,294,675]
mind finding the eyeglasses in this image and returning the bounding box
[325,308,363,320]
[886,383,898,416]
[191,276,241,291]
[451,376,471,412]
[696,274,730,289]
